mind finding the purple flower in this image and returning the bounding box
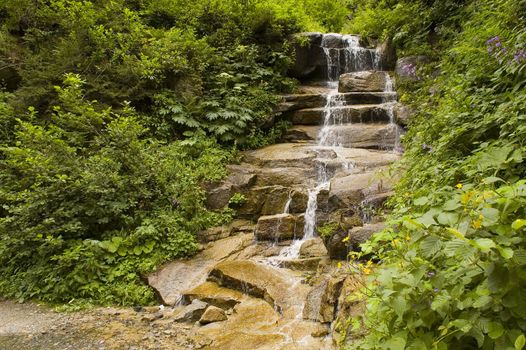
[433,288,440,293]
[422,143,428,150]
[471,104,476,109]
[427,271,435,278]
[514,49,526,63]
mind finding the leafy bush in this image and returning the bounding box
[0,75,233,305]
[346,0,526,348]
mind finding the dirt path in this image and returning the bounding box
[0,300,205,350]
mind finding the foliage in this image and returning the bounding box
[0,75,233,305]
[0,0,352,305]
[348,0,526,348]
[0,0,348,145]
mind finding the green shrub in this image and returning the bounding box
[0,75,233,305]
[347,0,526,348]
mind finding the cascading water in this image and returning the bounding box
[273,33,396,261]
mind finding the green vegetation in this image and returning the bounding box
[0,0,349,305]
[345,0,526,348]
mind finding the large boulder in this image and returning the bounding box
[303,275,346,323]
[376,39,397,70]
[347,223,386,251]
[255,214,303,242]
[208,261,290,311]
[393,102,414,126]
[182,281,243,310]
[289,32,326,79]
[338,71,390,93]
[299,237,328,258]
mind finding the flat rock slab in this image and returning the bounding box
[286,124,400,150]
[290,104,390,125]
[329,171,394,207]
[147,234,253,305]
[339,71,391,92]
[182,281,244,310]
[207,260,290,312]
[244,143,399,170]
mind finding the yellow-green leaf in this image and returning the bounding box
[515,334,526,350]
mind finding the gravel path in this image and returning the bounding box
[0,300,201,350]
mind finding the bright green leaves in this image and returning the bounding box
[516,334,526,350]
[512,219,526,231]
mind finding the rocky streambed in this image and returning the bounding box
[144,32,405,349]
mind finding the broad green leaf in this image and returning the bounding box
[446,227,465,240]
[515,334,526,350]
[414,196,429,206]
[473,295,492,308]
[497,247,514,259]
[473,238,495,252]
[488,321,504,339]
[416,211,437,228]
[420,236,442,257]
[512,219,526,231]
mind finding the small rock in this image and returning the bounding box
[173,300,208,323]
[199,306,227,325]
[141,312,163,322]
[311,324,329,338]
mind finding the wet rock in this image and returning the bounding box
[311,324,330,338]
[182,282,243,310]
[243,143,317,169]
[325,231,349,260]
[339,71,390,93]
[303,276,345,323]
[322,33,344,48]
[289,32,326,79]
[347,223,386,251]
[393,102,413,126]
[279,94,327,112]
[255,214,303,242]
[207,261,289,311]
[289,105,390,125]
[329,171,394,209]
[205,184,233,211]
[148,234,253,305]
[279,257,326,271]
[197,220,255,243]
[317,123,399,150]
[333,275,366,343]
[377,39,397,70]
[204,168,257,210]
[299,238,328,258]
[174,300,208,323]
[199,306,227,325]
[236,185,292,219]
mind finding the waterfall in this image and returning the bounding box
[272,33,398,262]
[321,34,381,81]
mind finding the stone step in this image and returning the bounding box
[284,123,400,150]
[290,105,392,125]
[278,257,328,271]
[243,143,400,170]
[279,92,397,112]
